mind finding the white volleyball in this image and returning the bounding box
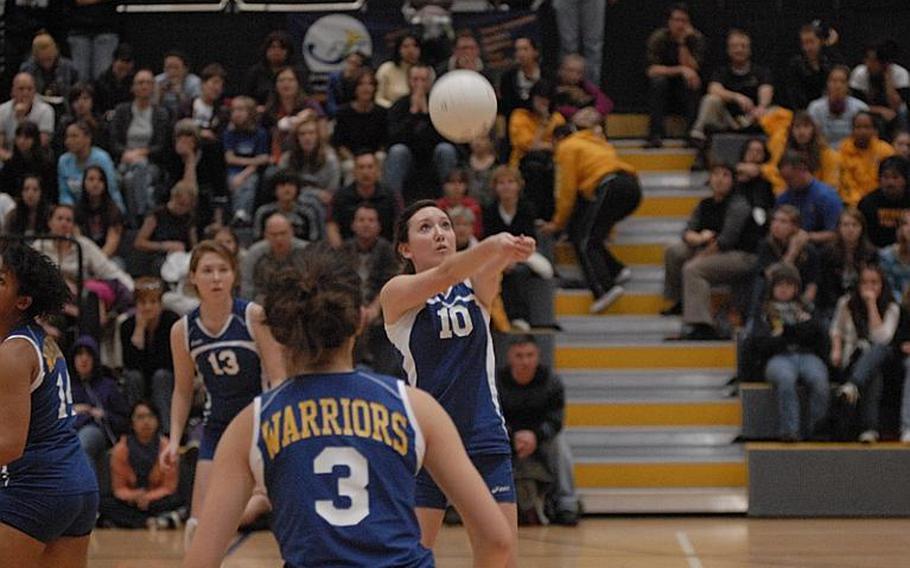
[429,70,498,143]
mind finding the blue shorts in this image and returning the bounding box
[416,453,515,509]
[0,487,98,543]
[199,423,226,460]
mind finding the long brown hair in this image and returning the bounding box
[264,244,362,368]
[847,264,894,339]
[782,111,827,173]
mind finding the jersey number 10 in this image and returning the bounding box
[436,306,474,339]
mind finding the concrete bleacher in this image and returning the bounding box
[747,443,910,517]
[554,139,749,513]
[562,125,910,517]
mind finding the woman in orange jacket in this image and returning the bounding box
[508,79,566,168]
[98,401,184,529]
[762,111,840,194]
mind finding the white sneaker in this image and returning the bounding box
[615,267,632,285]
[858,430,879,444]
[590,286,624,314]
[184,517,198,551]
[901,430,910,444]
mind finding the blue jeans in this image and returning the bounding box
[765,352,829,438]
[543,432,579,513]
[552,0,605,85]
[123,368,175,435]
[121,160,159,221]
[228,171,259,218]
[67,33,119,81]
[383,143,457,199]
[78,423,108,476]
[847,343,889,432]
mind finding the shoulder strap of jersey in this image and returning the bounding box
[396,381,425,474]
[250,395,265,489]
[4,330,45,393]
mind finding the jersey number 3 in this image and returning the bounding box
[314,447,369,527]
[436,305,474,339]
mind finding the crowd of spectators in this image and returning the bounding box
[10,0,910,532]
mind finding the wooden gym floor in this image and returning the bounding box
[88,517,910,567]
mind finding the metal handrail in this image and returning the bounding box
[117,0,229,13]
[234,0,365,12]
[116,0,364,13]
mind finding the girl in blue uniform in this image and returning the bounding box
[160,241,285,543]
[0,243,99,567]
[185,246,512,568]
[381,200,536,565]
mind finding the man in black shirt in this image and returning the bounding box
[782,23,839,111]
[93,44,136,119]
[690,29,773,143]
[328,152,400,246]
[858,156,910,247]
[383,64,457,202]
[496,335,580,525]
[645,3,706,147]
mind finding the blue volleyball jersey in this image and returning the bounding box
[252,371,433,568]
[186,299,264,430]
[385,280,510,456]
[1,324,97,495]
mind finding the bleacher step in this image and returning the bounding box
[639,170,708,190]
[561,369,733,391]
[566,399,741,427]
[616,148,696,172]
[575,459,747,488]
[613,216,687,240]
[566,426,740,449]
[555,289,665,315]
[578,487,748,514]
[555,341,736,369]
[557,315,681,342]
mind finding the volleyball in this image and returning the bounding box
[429,70,498,143]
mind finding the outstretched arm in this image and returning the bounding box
[380,233,535,324]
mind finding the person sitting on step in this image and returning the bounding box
[750,263,829,442]
[664,163,760,340]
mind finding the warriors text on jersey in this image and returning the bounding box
[252,371,433,567]
[385,280,510,456]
